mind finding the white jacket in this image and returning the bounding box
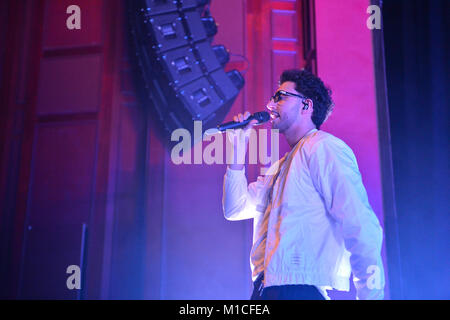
[222,129,385,300]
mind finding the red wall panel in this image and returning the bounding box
[28,122,97,226]
[0,0,128,299]
[20,121,97,298]
[36,54,102,115]
[42,0,103,49]
[271,9,298,40]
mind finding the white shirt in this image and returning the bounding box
[222,129,385,300]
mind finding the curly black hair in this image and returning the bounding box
[280,69,334,129]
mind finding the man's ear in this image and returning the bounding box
[301,99,313,112]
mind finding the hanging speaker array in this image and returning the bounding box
[127,0,245,138]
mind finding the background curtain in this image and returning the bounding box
[383,0,449,299]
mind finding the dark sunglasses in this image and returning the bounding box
[271,90,306,103]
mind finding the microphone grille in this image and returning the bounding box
[254,111,270,123]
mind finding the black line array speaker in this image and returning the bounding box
[127,0,245,139]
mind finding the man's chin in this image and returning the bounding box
[271,119,281,130]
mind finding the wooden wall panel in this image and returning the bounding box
[36,54,102,115]
[272,50,298,92]
[42,0,103,49]
[271,9,298,40]
[20,121,97,298]
[27,122,97,226]
[0,0,47,299]
[0,0,129,299]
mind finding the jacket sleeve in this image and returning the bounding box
[308,139,385,300]
[222,167,267,221]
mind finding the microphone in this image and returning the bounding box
[216,111,270,132]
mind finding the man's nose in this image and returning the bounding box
[266,100,276,111]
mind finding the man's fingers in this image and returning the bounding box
[233,112,252,123]
[232,112,256,128]
[244,119,258,131]
[227,112,258,146]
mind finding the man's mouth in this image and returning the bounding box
[270,111,280,120]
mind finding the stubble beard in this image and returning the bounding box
[272,115,294,134]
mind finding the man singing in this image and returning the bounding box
[222,69,385,300]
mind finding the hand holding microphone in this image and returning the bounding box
[227,111,261,170]
[203,110,270,170]
[217,111,270,132]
